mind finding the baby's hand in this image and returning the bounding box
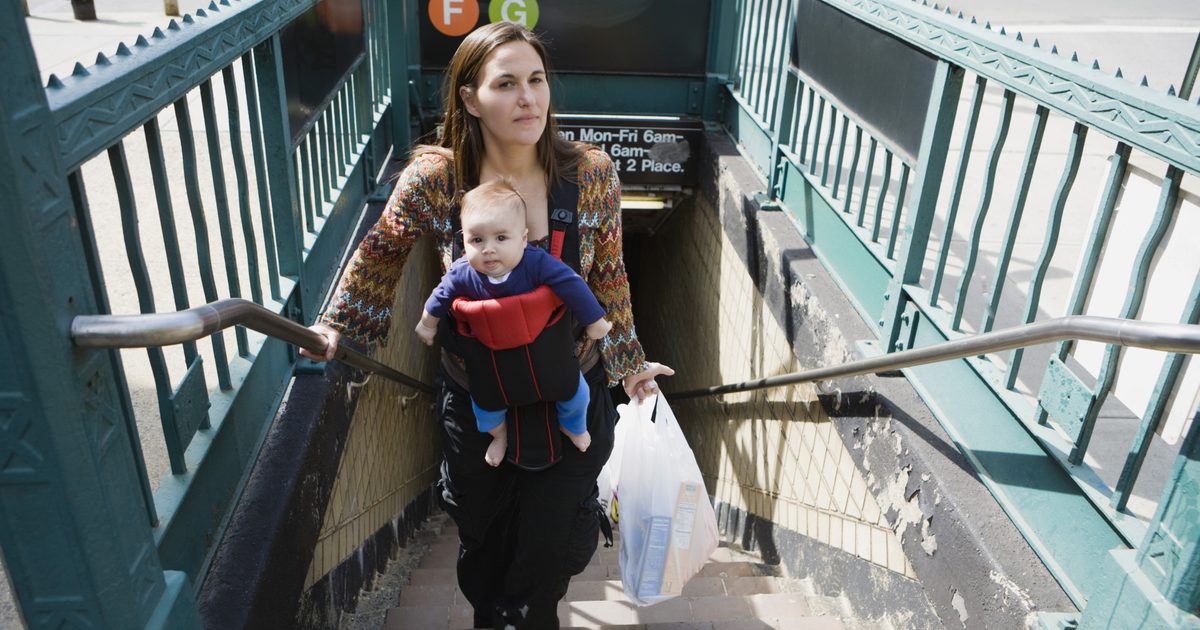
[585,318,613,340]
[415,319,438,346]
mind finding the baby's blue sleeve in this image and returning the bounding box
[425,261,465,318]
[534,250,606,325]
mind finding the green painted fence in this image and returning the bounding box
[0,0,405,626]
[724,0,1200,626]
[2,0,1197,627]
[0,1,737,626]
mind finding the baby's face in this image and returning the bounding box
[462,203,527,279]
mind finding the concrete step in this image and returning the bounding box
[558,592,848,629]
[382,602,472,629]
[378,512,874,630]
[383,593,849,629]
[565,576,793,601]
[394,575,800,609]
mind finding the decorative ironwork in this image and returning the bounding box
[14,116,61,221]
[0,396,44,484]
[826,0,1200,175]
[46,0,315,171]
[130,542,165,614]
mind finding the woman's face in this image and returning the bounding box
[461,41,550,151]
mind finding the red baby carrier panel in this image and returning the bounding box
[446,306,579,409]
[446,288,579,412]
[450,286,566,350]
[442,178,583,470]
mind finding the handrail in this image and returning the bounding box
[70,307,1200,402]
[70,298,437,394]
[669,316,1200,399]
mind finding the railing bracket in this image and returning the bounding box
[294,358,327,376]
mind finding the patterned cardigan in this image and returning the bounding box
[320,148,648,387]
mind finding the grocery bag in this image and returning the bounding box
[612,394,719,606]
[598,407,631,526]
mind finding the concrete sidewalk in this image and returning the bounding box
[26,0,212,82]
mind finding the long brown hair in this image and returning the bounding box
[414,21,583,196]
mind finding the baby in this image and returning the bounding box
[416,178,612,466]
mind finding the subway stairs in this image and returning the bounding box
[372,511,882,630]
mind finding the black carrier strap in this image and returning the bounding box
[547,177,580,272]
[444,177,584,471]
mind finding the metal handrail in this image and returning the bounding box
[669,316,1200,399]
[70,306,1200,402]
[70,298,437,394]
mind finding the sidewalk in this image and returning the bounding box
[26,0,211,83]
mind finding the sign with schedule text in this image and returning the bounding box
[556,116,702,187]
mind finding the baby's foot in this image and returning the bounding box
[563,427,591,452]
[484,436,507,467]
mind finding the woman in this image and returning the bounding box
[301,21,673,629]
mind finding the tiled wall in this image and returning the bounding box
[304,236,444,588]
[636,182,915,579]
[299,163,916,587]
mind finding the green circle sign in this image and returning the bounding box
[489,0,539,28]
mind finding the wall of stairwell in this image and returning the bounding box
[632,133,935,625]
[629,132,1075,628]
[301,235,442,590]
[634,150,916,581]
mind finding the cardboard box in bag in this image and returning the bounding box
[635,480,704,599]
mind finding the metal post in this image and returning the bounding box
[1138,411,1200,613]
[765,0,797,205]
[1181,32,1200,100]
[0,11,199,629]
[1078,410,1200,628]
[70,0,96,20]
[388,0,414,149]
[704,0,739,122]
[253,35,304,279]
[881,59,963,350]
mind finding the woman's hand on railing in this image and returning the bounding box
[299,323,341,362]
[623,362,676,402]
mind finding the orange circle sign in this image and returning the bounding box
[429,0,479,36]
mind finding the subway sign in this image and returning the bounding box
[556,116,702,187]
[420,0,710,76]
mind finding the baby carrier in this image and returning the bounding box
[439,178,585,470]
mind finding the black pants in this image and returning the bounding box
[436,362,617,629]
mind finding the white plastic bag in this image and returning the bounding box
[598,406,631,527]
[612,394,719,606]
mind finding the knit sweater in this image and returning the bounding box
[320,148,647,387]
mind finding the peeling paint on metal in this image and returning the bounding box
[877,463,938,557]
[990,570,1036,612]
[951,589,970,628]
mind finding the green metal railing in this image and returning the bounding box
[671,316,1200,400]
[724,0,1200,625]
[3,0,1196,627]
[70,298,435,394]
[0,0,404,626]
[1,0,739,625]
